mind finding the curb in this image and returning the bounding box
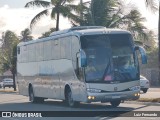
[125,100,160,106]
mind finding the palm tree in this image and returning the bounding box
[39,28,56,38]
[0,31,19,91]
[145,0,158,12]
[76,0,151,42]
[20,28,33,42]
[117,10,150,41]
[25,0,80,31]
[73,0,119,26]
[144,0,159,84]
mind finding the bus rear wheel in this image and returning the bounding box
[66,89,79,107]
[110,100,121,107]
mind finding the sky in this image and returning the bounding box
[0,0,159,39]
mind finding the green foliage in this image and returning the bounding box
[91,0,118,26]
[74,0,156,48]
[0,30,19,74]
[75,0,119,26]
[140,47,158,69]
[20,28,33,42]
[39,28,56,38]
[25,0,80,31]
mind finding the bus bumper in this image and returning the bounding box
[86,90,140,103]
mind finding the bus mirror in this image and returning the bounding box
[78,49,87,67]
[135,46,147,64]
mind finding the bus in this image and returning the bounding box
[17,26,147,107]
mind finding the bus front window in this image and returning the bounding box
[81,35,111,82]
[80,34,139,83]
[109,34,138,81]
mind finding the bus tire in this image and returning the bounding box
[142,88,148,93]
[29,86,44,103]
[110,100,121,107]
[66,89,79,107]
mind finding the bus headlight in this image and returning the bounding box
[129,86,140,91]
[87,88,101,93]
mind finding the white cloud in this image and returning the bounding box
[0,5,71,39]
[0,0,158,39]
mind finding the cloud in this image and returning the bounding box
[0,5,71,39]
[0,5,40,38]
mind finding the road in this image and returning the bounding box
[140,87,160,98]
[0,88,159,120]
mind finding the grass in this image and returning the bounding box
[138,98,160,103]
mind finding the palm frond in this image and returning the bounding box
[145,0,158,13]
[59,6,74,18]
[65,0,75,3]
[25,0,51,8]
[51,8,56,19]
[30,9,50,29]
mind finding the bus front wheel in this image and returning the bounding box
[66,89,79,107]
[110,100,121,107]
[29,87,44,103]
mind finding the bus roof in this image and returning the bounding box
[17,26,131,46]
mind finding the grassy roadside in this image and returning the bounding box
[137,98,160,103]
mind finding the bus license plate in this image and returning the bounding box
[112,95,120,99]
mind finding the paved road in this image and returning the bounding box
[1,87,159,99]
[0,87,160,120]
[0,88,160,120]
[140,87,160,98]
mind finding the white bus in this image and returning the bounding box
[17,26,147,107]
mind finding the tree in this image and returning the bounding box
[20,28,33,42]
[39,28,56,38]
[116,10,151,42]
[75,0,153,44]
[75,0,119,26]
[25,0,80,31]
[145,0,158,12]
[0,31,19,91]
[144,0,159,84]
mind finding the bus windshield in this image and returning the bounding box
[81,34,139,83]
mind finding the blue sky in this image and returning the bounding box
[0,0,158,39]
